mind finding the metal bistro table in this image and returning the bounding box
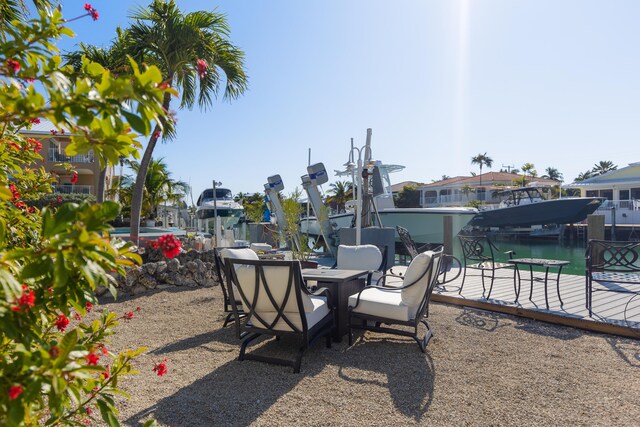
[508,258,570,310]
[301,268,368,342]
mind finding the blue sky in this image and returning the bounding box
[57,0,640,199]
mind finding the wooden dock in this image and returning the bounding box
[431,270,640,339]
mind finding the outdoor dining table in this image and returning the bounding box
[301,268,368,342]
[508,258,570,310]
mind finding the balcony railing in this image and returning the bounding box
[53,184,93,195]
[48,148,94,164]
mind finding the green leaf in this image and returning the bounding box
[142,419,159,427]
[56,329,78,367]
[97,399,120,427]
[122,110,149,135]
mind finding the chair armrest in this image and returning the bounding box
[309,286,333,308]
[374,272,404,287]
[505,250,515,259]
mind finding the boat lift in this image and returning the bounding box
[265,175,288,248]
[301,163,338,257]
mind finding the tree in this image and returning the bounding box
[126,157,189,221]
[395,185,421,208]
[0,5,172,424]
[125,0,248,242]
[592,160,617,176]
[520,163,536,186]
[574,170,594,182]
[460,184,475,201]
[327,180,352,213]
[471,152,493,187]
[542,167,563,181]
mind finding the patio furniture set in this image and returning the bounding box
[214,244,443,373]
[212,234,640,373]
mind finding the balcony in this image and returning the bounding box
[48,148,94,164]
[53,184,93,195]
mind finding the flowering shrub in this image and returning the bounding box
[155,234,182,258]
[0,6,175,427]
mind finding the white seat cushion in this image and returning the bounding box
[219,248,260,302]
[337,244,382,271]
[252,296,329,331]
[400,251,434,306]
[348,287,414,321]
[220,247,260,261]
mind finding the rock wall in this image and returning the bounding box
[99,249,220,296]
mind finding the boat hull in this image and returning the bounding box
[469,198,603,228]
[300,207,477,246]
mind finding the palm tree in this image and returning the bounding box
[471,153,493,187]
[520,163,536,186]
[542,167,563,181]
[592,160,617,176]
[575,170,594,182]
[328,181,352,213]
[0,1,52,36]
[460,184,475,201]
[125,0,248,241]
[127,157,189,221]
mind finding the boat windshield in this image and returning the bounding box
[499,188,546,206]
[200,188,233,203]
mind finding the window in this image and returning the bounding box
[586,190,598,197]
[619,189,630,201]
[631,188,640,200]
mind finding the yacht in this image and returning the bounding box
[195,188,244,233]
[469,187,603,228]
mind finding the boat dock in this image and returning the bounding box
[432,271,640,339]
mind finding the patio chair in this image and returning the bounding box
[458,235,515,299]
[585,239,640,316]
[227,258,334,373]
[347,247,443,352]
[395,225,462,285]
[334,244,388,286]
[214,247,256,338]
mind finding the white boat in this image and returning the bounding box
[195,188,244,233]
[299,159,477,247]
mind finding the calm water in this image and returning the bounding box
[450,239,588,276]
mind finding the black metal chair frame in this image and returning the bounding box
[395,225,462,285]
[458,235,515,299]
[213,247,249,338]
[332,244,389,286]
[227,259,334,373]
[585,239,640,317]
[348,248,443,352]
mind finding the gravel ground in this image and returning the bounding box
[98,285,640,427]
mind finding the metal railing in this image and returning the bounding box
[53,184,93,194]
[48,148,94,163]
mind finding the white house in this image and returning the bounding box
[565,162,640,224]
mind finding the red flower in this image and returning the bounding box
[11,285,36,312]
[85,302,93,313]
[83,3,99,21]
[124,311,134,320]
[86,352,99,366]
[50,129,58,135]
[55,314,69,331]
[101,365,110,380]
[56,196,63,203]
[157,82,170,89]
[196,59,208,79]
[153,130,161,139]
[85,407,93,415]
[30,118,40,124]
[157,234,181,259]
[70,173,78,184]
[8,385,23,400]
[27,138,42,152]
[73,312,82,321]
[152,359,168,376]
[6,59,20,75]
[98,344,108,355]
